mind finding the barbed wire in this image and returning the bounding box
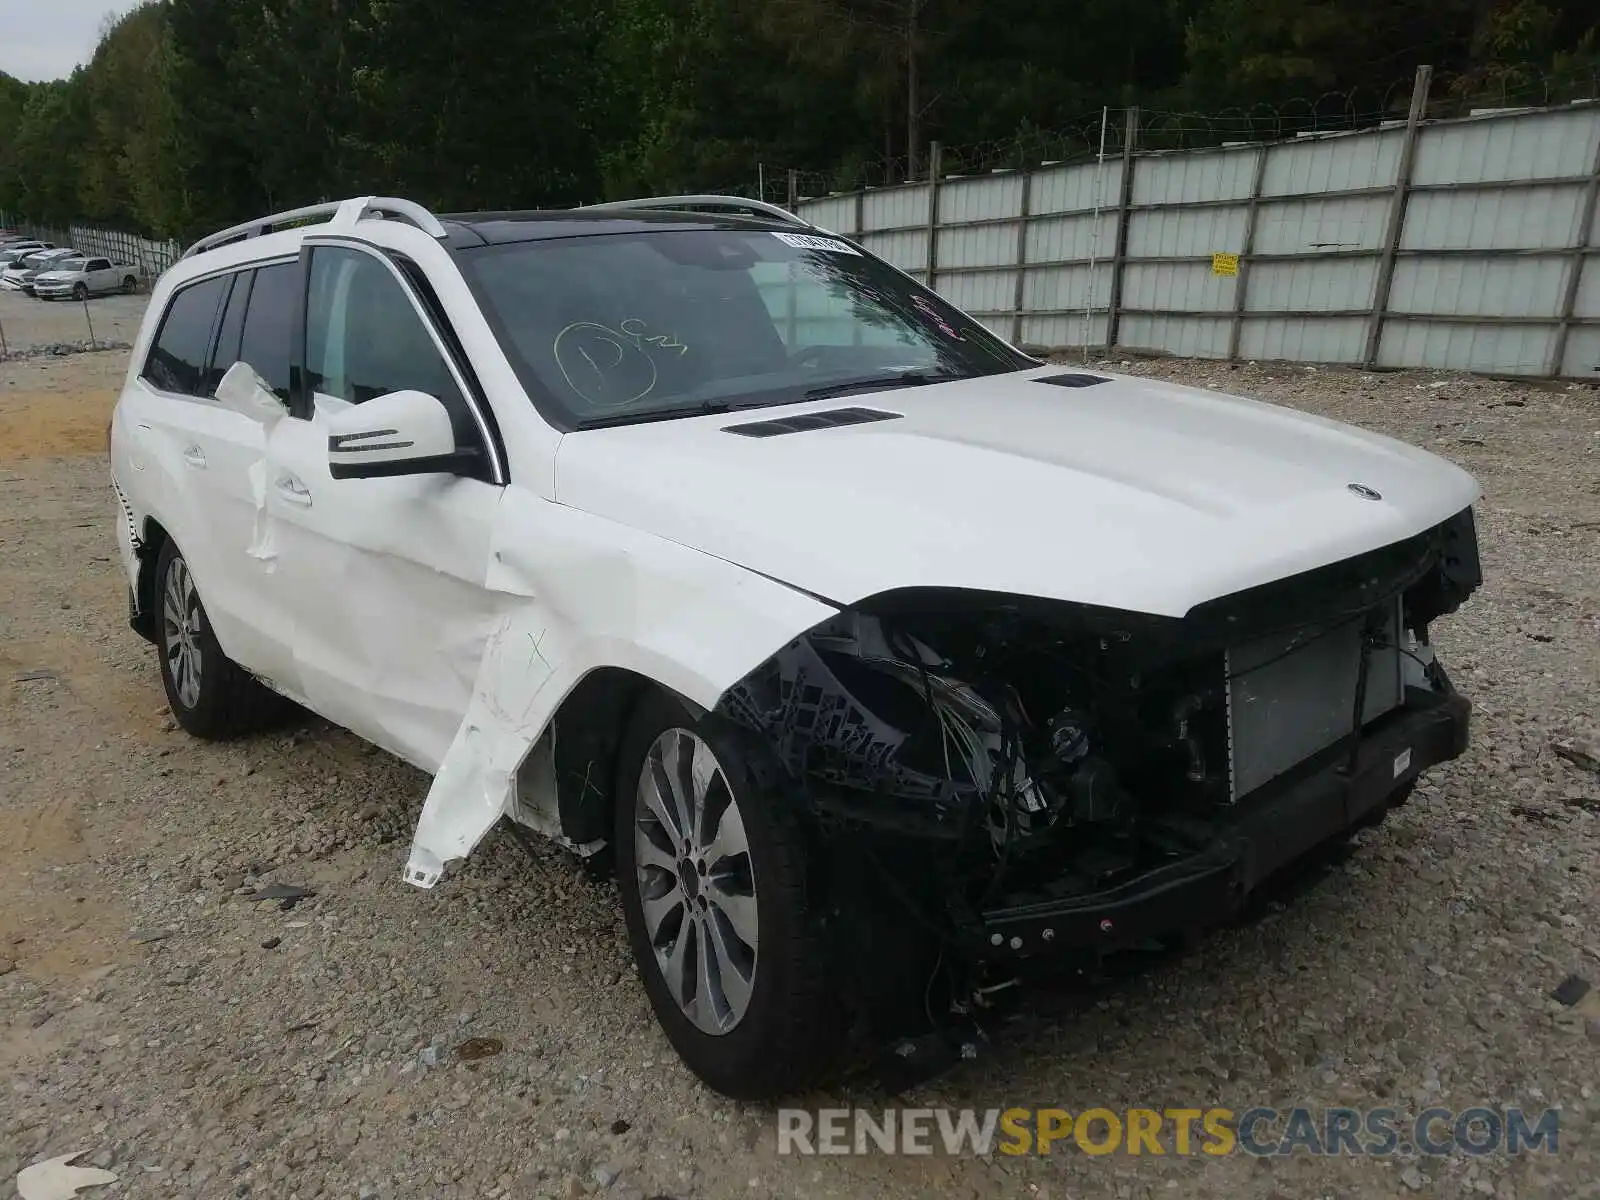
[750,64,1600,201]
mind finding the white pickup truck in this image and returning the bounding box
[32,255,141,299]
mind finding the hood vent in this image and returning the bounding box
[723,407,903,438]
[1036,372,1110,388]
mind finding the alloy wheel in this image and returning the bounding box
[633,728,759,1035]
[161,555,203,709]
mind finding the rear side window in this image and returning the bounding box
[237,262,298,401]
[204,271,252,397]
[143,276,227,396]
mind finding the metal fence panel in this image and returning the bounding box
[804,195,859,234]
[938,271,1018,316]
[1251,195,1391,254]
[1024,313,1109,348]
[1126,205,1249,257]
[1032,162,1120,215]
[859,229,929,273]
[862,186,928,231]
[936,221,1015,269]
[1027,212,1118,263]
[1246,259,1378,311]
[1260,128,1403,196]
[1240,316,1370,363]
[1133,148,1256,205]
[940,174,1023,223]
[1561,327,1600,376]
[1023,264,1110,312]
[1401,186,1589,250]
[1120,313,1231,357]
[1378,321,1557,373]
[1124,261,1234,311]
[1390,257,1571,317]
[1413,107,1600,185]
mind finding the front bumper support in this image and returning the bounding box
[975,686,1470,958]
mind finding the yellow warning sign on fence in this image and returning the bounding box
[1211,252,1239,277]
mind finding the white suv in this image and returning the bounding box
[111,194,1484,1098]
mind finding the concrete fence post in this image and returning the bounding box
[1104,107,1140,356]
[1364,64,1433,368]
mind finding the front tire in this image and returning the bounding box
[154,539,287,738]
[72,282,88,301]
[614,692,836,1099]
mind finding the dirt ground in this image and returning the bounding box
[2,289,1598,1199]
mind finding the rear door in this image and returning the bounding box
[130,266,300,691]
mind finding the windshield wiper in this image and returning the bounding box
[802,368,972,402]
[573,400,737,430]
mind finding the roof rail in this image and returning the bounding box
[576,194,812,228]
[181,196,448,260]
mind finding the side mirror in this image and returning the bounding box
[325,389,477,480]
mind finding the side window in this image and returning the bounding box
[304,246,471,435]
[89,258,110,271]
[237,262,298,401]
[142,276,227,396]
[203,270,251,397]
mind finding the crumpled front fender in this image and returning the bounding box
[404,486,835,886]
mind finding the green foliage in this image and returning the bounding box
[0,0,1595,237]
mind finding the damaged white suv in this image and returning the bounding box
[111,194,1483,1098]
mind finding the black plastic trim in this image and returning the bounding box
[723,407,903,438]
[329,448,481,480]
[1035,372,1110,388]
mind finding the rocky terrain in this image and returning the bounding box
[2,291,1597,1198]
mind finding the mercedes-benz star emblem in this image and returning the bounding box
[1347,483,1383,501]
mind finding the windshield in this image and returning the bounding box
[457,228,1033,427]
[51,258,88,273]
[22,251,67,270]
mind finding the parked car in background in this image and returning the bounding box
[0,240,54,267]
[0,247,80,293]
[32,255,140,300]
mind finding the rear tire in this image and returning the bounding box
[154,539,288,739]
[614,691,837,1099]
[122,275,138,294]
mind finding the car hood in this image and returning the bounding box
[34,270,77,281]
[553,367,1481,618]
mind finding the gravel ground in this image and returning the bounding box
[3,289,1598,1199]
[0,290,145,360]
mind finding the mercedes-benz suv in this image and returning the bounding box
[109,194,1482,1098]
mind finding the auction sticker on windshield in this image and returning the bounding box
[772,232,862,254]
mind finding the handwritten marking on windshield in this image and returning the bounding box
[619,318,690,356]
[553,321,658,409]
[553,319,691,410]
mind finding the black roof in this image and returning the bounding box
[436,207,794,249]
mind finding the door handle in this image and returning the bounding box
[274,476,313,508]
[181,445,206,468]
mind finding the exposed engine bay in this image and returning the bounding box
[712,506,1483,985]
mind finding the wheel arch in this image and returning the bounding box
[535,664,673,846]
[130,515,171,643]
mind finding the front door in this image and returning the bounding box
[261,242,505,772]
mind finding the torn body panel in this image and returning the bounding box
[403,486,835,886]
